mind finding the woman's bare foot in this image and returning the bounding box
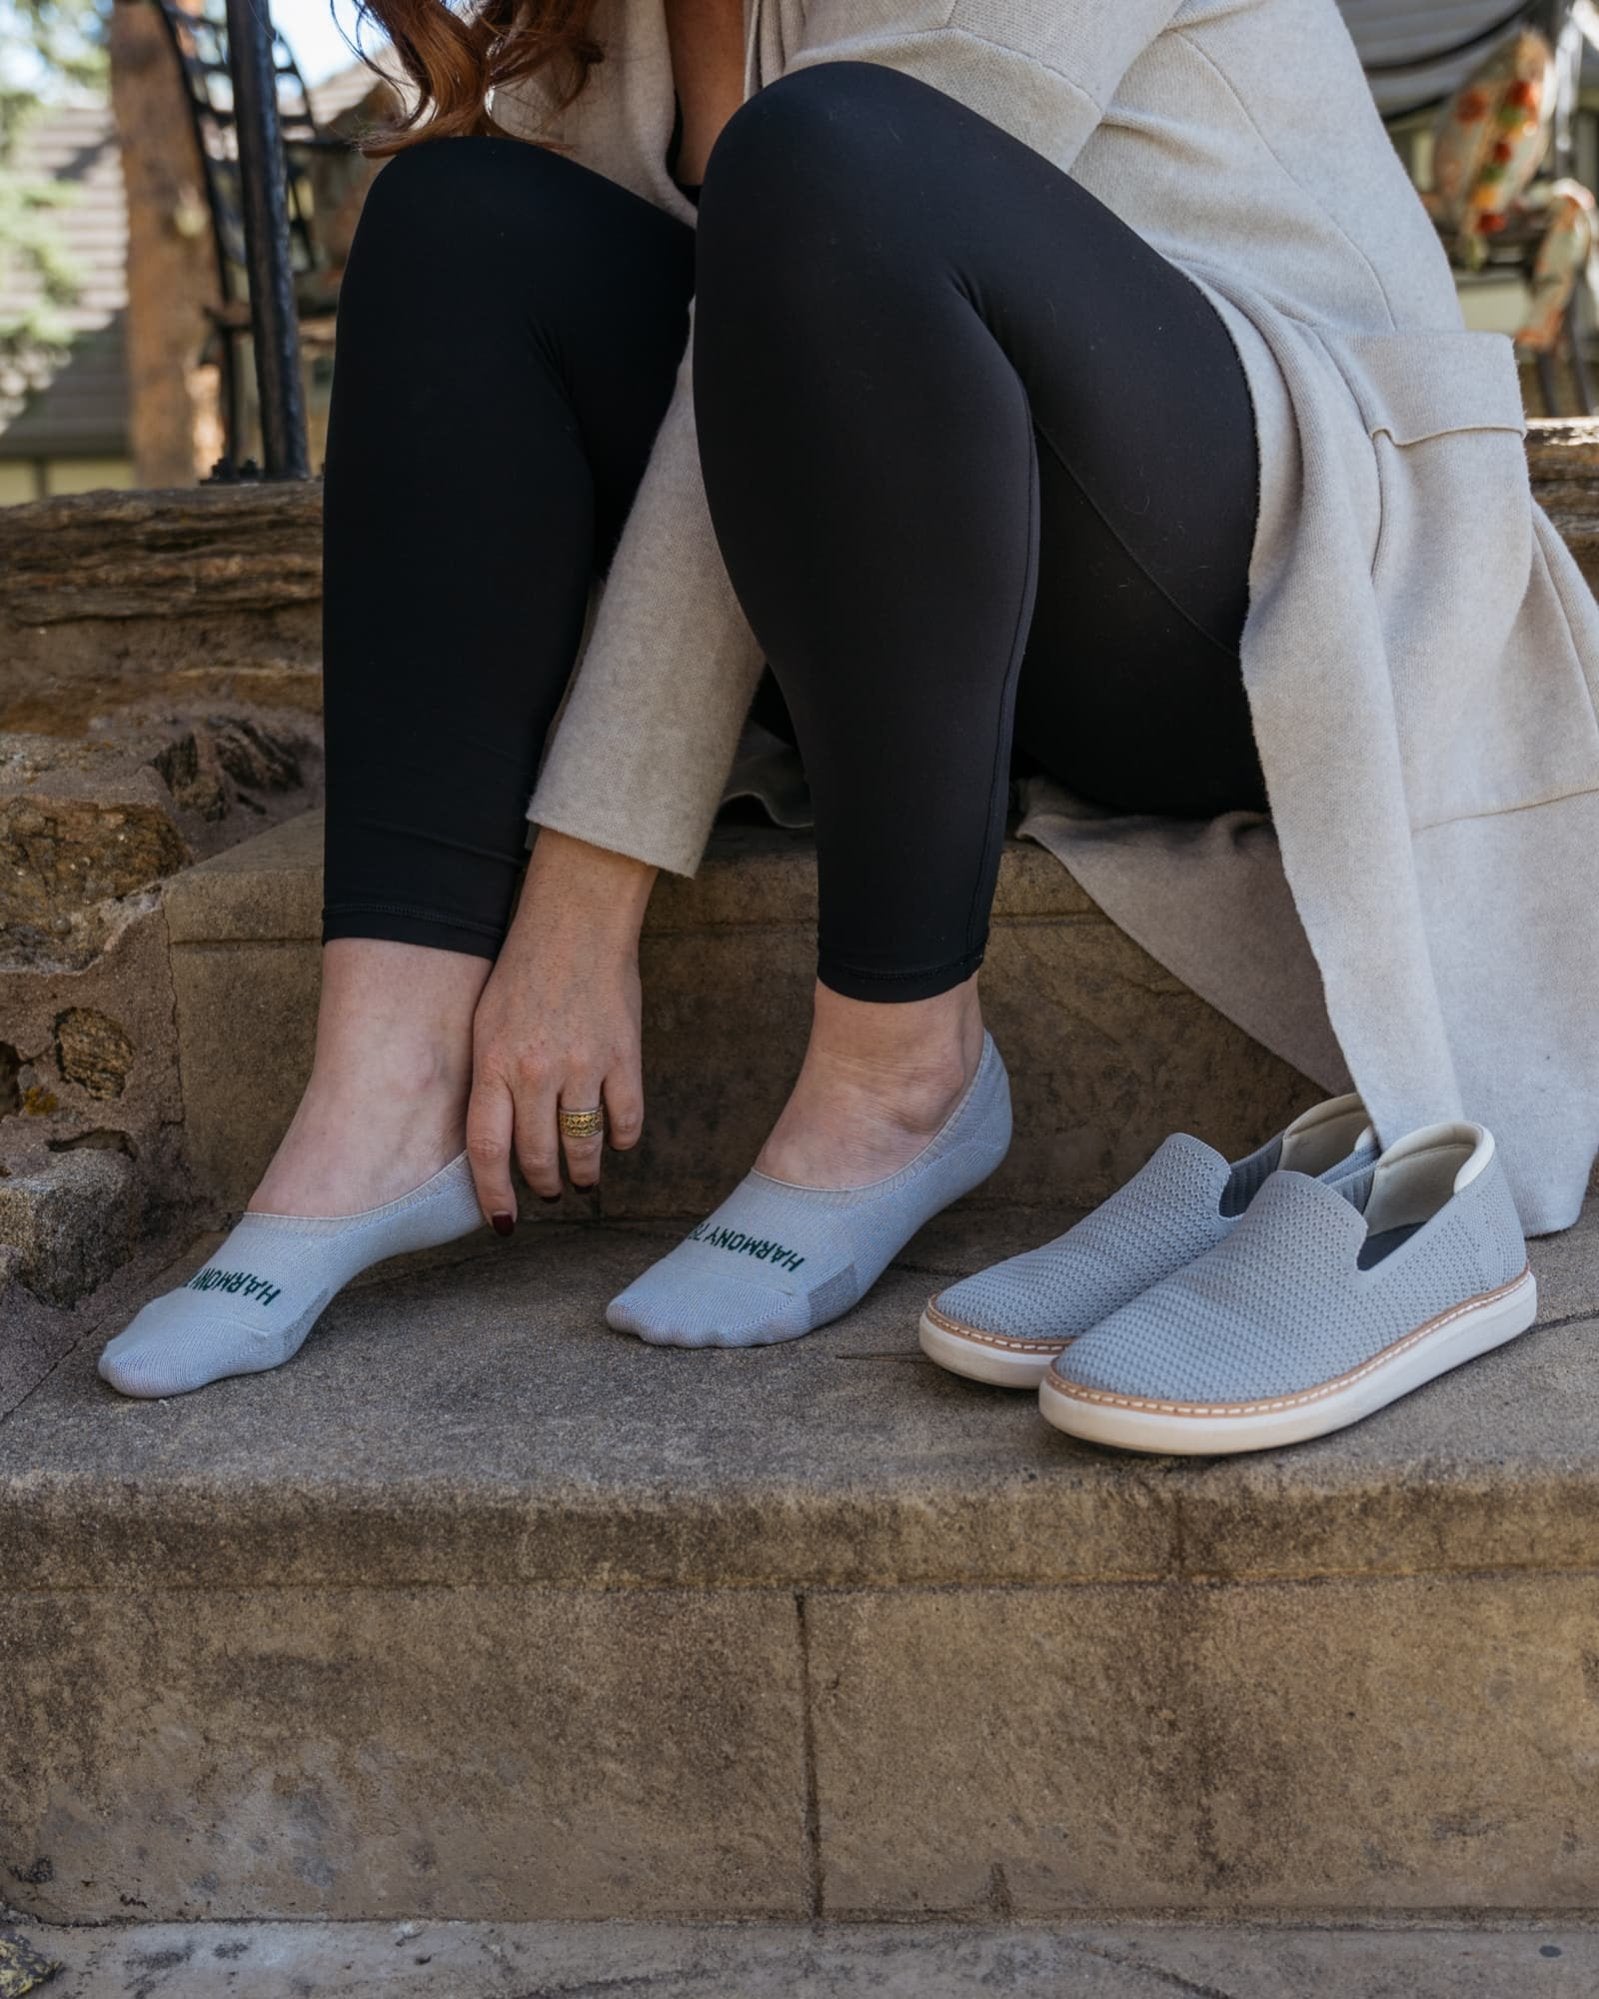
[249,938,491,1218]
[755,975,986,1187]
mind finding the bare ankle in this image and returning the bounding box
[805,979,983,1118]
[250,941,483,1214]
[755,977,986,1185]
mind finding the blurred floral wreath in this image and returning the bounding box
[1422,4,1599,357]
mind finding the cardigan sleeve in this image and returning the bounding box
[526,305,767,877]
[515,3,767,879]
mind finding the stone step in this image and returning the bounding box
[164,807,1317,1218]
[18,1913,1599,1996]
[3,1201,1598,1924]
[4,421,1593,735]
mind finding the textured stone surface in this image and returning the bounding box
[0,898,180,1165]
[807,1575,1599,1919]
[1194,1575,1599,1911]
[0,718,322,1315]
[161,796,324,944]
[1527,417,1599,592]
[808,1585,1202,1915]
[169,930,321,1213]
[0,895,189,1313]
[0,1215,1172,1594]
[0,1148,138,1308]
[53,1007,135,1100]
[0,1228,214,1421]
[0,485,321,735]
[3,1585,809,1924]
[0,721,320,968]
[2,1210,1598,1920]
[0,784,186,951]
[165,810,1319,1217]
[809,1574,1599,1918]
[3,1205,1596,1593]
[25,1917,1599,1997]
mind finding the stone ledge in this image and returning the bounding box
[26,1916,1599,1995]
[9,420,1594,730]
[6,418,1588,626]
[4,1203,1595,1596]
[4,1209,1599,1923]
[0,482,322,626]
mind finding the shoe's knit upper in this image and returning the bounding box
[1054,1153,1527,1406]
[933,1132,1247,1345]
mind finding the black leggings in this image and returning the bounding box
[322,61,1264,997]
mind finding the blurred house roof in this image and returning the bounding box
[0,57,397,465]
[314,51,404,124]
[0,101,130,460]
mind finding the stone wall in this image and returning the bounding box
[1,481,326,1331]
[0,482,321,734]
[0,715,322,1314]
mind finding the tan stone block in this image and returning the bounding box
[162,804,323,946]
[979,914,1315,1210]
[1192,1574,1599,1911]
[2,1586,810,1922]
[171,936,320,1210]
[0,1149,137,1306]
[806,1585,1206,1915]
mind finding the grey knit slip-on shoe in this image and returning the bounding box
[1038,1121,1535,1456]
[919,1094,1376,1389]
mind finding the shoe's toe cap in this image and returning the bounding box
[931,1254,1084,1352]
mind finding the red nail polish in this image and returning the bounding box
[492,1212,515,1237]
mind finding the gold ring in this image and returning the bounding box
[558,1105,605,1141]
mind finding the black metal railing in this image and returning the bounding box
[223,0,309,476]
[149,0,326,478]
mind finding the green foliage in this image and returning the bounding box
[4,0,110,94]
[0,0,109,403]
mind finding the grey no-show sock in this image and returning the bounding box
[607,1034,1013,1349]
[98,1153,484,1398]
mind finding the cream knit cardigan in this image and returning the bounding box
[498,0,1599,1235]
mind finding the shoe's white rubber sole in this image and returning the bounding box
[1036,1268,1538,1456]
[918,1301,1065,1389]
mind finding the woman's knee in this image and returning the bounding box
[344,134,692,356]
[348,135,650,294]
[354,138,544,257]
[701,62,937,233]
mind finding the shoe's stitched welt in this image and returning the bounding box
[924,1300,1069,1352]
[1042,1267,1533,1418]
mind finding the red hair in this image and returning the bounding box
[354,0,603,152]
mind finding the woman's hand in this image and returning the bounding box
[467,830,657,1226]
